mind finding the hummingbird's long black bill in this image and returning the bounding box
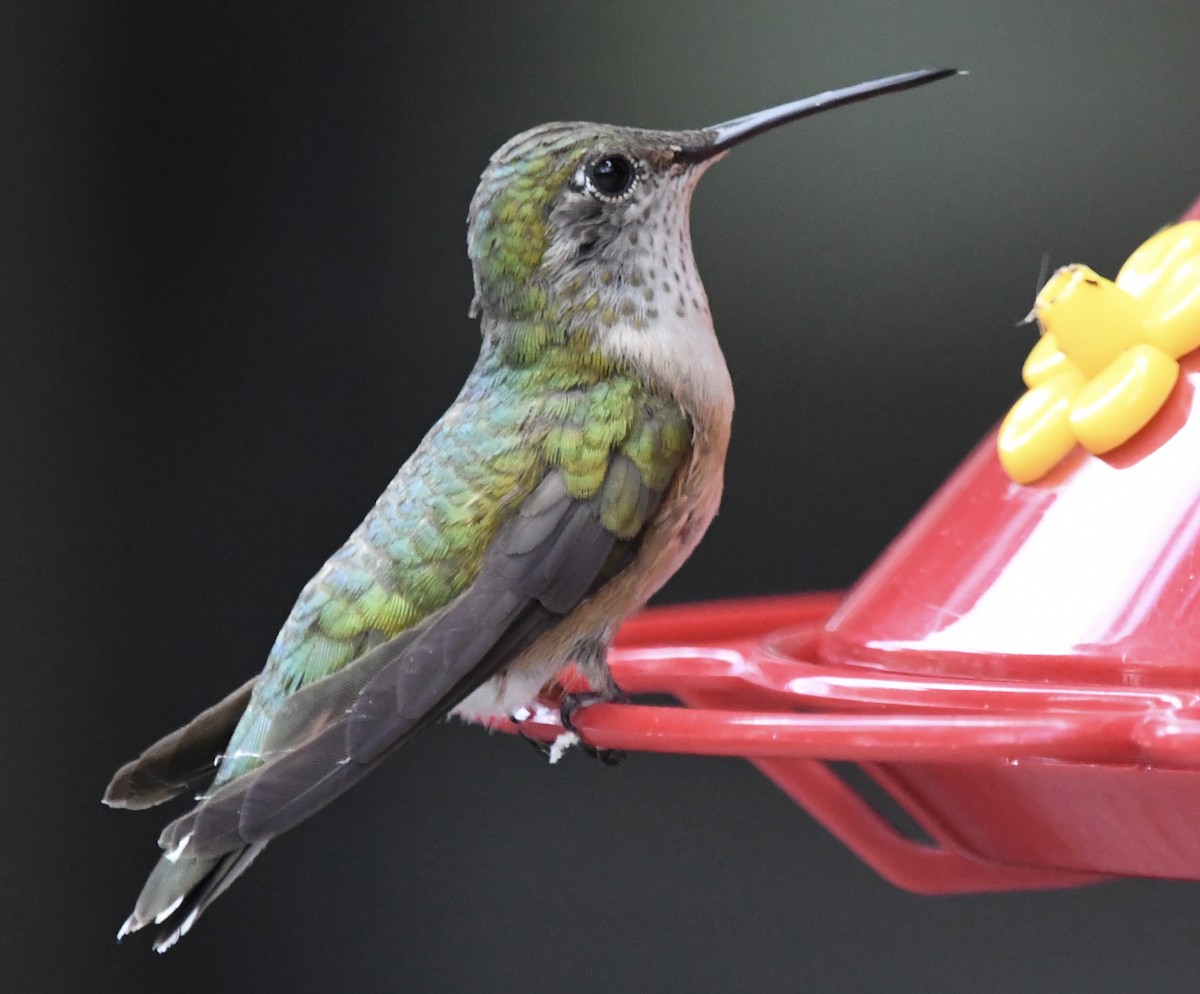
[682,67,961,162]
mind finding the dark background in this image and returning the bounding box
[8,1,1200,991]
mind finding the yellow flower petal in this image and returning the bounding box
[1140,254,1200,358]
[1069,344,1179,455]
[1022,333,1077,387]
[1115,220,1200,297]
[997,371,1084,484]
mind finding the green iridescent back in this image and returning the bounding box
[215,332,690,783]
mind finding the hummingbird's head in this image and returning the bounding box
[467,122,713,331]
[465,69,959,336]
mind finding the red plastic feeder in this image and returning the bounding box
[499,198,1200,894]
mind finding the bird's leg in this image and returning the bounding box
[559,641,628,765]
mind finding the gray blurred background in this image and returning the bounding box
[8,0,1200,991]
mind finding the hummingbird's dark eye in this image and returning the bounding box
[586,154,637,201]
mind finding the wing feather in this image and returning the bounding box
[104,676,257,810]
[157,469,631,860]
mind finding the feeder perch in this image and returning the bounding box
[489,197,1200,895]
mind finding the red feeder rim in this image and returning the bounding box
[494,593,1178,894]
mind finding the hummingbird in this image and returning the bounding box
[105,67,957,950]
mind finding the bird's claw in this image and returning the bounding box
[509,709,554,758]
[519,730,553,758]
[559,689,629,766]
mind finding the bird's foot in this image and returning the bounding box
[559,689,629,766]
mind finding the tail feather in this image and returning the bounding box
[118,843,267,953]
[104,677,256,810]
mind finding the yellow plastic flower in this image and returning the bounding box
[998,221,1200,483]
